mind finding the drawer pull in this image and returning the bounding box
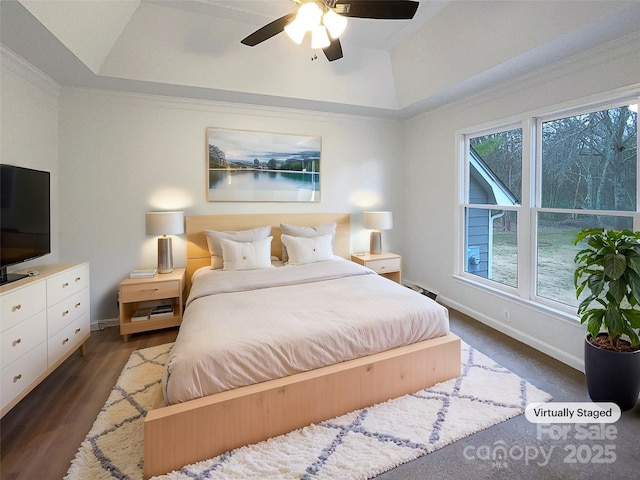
[142,288,160,292]
[380,266,386,270]
[75,328,81,334]
[75,277,81,282]
[62,282,69,288]
[75,302,81,308]
[12,338,22,347]
[12,304,22,312]
[62,310,70,316]
[62,338,69,345]
[13,374,22,383]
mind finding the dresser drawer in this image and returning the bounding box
[120,280,180,302]
[1,341,47,411]
[0,282,46,332]
[1,310,47,369]
[366,257,401,274]
[46,263,90,307]
[47,314,89,367]
[47,288,90,337]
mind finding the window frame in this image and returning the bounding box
[456,89,640,317]
[458,121,524,297]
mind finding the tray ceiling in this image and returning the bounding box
[2,0,639,118]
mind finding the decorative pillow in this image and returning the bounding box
[219,236,273,271]
[280,222,336,262]
[281,234,334,265]
[204,226,271,268]
[210,256,224,270]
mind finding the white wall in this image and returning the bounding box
[401,32,640,371]
[58,89,404,321]
[0,47,61,270]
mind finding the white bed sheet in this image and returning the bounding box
[163,259,449,405]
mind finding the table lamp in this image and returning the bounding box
[145,211,184,273]
[362,211,393,254]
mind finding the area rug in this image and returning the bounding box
[65,340,552,480]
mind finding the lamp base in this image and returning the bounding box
[157,236,174,273]
[369,231,382,255]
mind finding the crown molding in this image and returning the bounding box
[1,45,62,97]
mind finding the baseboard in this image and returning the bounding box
[437,294,584,372]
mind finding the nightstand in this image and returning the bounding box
[350,252,401,283]
[119,268,186,342]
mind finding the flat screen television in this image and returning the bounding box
[0,164,51,285]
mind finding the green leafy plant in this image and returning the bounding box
[573,228,640,350]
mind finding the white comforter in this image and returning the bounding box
[163,259,449,405]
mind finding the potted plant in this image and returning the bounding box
[573,228,640,411]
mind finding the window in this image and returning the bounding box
[461,96,638,313]
[464,128,521,289]
[536,103,637,307]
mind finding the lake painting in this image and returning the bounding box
[207,127,321,202]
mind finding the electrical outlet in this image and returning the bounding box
[502,308,511,322]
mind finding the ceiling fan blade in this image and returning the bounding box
[241,13,296,47]
[323,38,343,62]
[334,1,419,20]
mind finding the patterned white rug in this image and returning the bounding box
[65,341,551,480]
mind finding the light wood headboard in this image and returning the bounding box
[185,213,351,292]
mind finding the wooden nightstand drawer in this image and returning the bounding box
[120,280,180,303]
[351,252,401,283]
[366,257,401,274]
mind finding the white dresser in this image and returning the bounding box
[0,262,90,417]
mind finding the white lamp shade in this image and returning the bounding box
[311,25,331,49]
[284,18,307,44]
[296,1,322,26]
[145,211,184,236]
[323,10,347,39]
[362,211,393,231]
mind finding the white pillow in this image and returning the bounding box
[280,222,336,262]
[281,234,333,265]
[204,226,271,268]
[219,236,274,271]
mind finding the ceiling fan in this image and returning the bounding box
[240,0,419,62]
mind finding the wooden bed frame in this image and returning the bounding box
[143,213,461,478]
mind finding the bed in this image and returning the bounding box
[143,213,461,478]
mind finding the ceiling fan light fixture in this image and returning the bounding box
[311,25,331,49]
[322,9,347,39]
[241,0,419,61]
[284,18,307,44]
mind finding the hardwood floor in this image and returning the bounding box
[0,326,178,480]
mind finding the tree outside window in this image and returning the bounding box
[538,104,637,306]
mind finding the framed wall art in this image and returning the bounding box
[207,127,321,202]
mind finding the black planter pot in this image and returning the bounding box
[584,335,640,411]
